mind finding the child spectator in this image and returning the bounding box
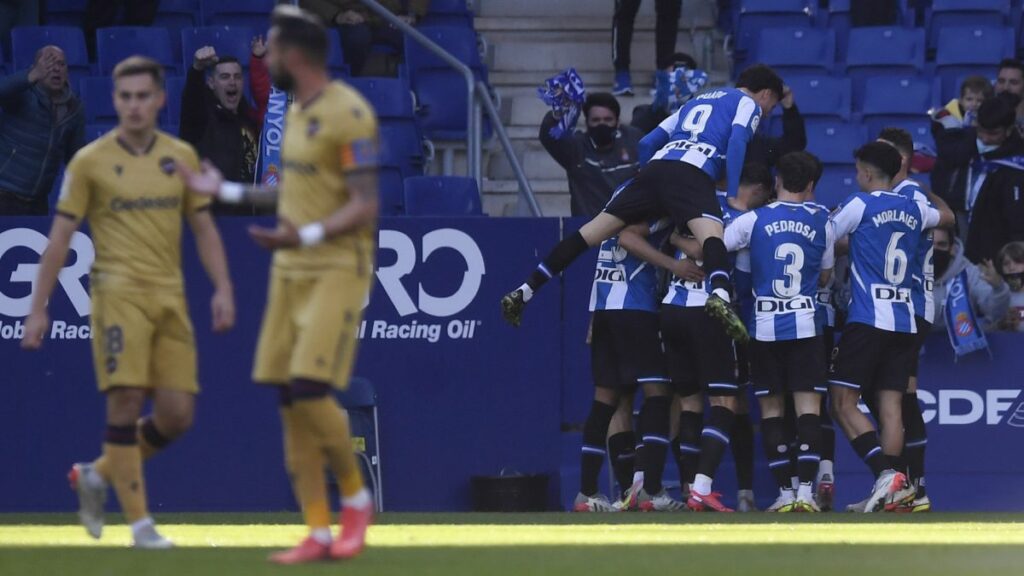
[996,241,1024,332]
[932,76,993,130]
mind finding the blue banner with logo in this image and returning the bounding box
[944,269,991,360]
[255,87,288,185]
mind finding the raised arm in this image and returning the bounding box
[620,224,704,282]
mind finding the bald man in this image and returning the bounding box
[0,45,85,215]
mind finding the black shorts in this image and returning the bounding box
[735,339,750,386]
[660,305,738,397]
[603,160,722,227]
[591,310,669,390]
[749,336,827,397]
[829,322,917,395]
[909,316,932,378]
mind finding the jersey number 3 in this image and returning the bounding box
[773,243,804,298]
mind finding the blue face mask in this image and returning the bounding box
[977,138,1000,154]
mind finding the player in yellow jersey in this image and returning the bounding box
[21,56,235,548]
[177,5,378,564]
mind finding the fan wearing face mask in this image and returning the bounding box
[539,91,643,217]
[995,241,1024,331]
[931,226,1010,333]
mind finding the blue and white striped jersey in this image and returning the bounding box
[720,193,754,324]
[649,89,761,183]
[725,201,835,341]
[829,190,942,333]
[892,178,936,324]
[807,202,836,329]
[590,220,672,312]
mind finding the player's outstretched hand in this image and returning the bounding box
[211,287,236,333]
[249,219,300,250]
[177,159,224,196]
[671,258,705,284]
[21,310,49,350]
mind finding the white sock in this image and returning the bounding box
[790,476,800,491]
[780,487,795,499]
[797,482,814,501]
[632,471,644,486]
[342,488,373,511]
[130,516,155,536]
[518,283,534,302]
[711,287,731,302]
[818,460,834,481]
[692,474,713,495]
[310,527,332,545]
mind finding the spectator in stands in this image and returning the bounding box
[301,0,430,77]
[0,46,84,216]
[630,52,703,133]
[611,0,682,96]
[996,241,1024,332]
[83,0,159,59]
[931,225,1010,333]
[995,59,1024,134]
[180,39,271,215]
[540,92,642,217]
[744,82,805,168]
[933,76,993,130]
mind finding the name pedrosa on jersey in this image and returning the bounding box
[763,219,818,241]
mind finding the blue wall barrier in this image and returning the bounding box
[1,216,1023,512]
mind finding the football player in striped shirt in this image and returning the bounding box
[827,143,953,513]
[724,152,835,513]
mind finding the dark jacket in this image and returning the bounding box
[930,121,976,209]
[179,54,270,185]
[540,111,642,218]
[965,146,1024,263]
[0,70,85,202]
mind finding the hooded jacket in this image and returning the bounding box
[964,152,1024,263]
[932,239,1010,332]
[0,70,85,201]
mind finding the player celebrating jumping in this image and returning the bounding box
[177,5,378,563]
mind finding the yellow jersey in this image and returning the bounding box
[274,81,379,276]
[56,129,210,292]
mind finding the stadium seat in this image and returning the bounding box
[79,77,117,124]
[420,0,475,27]
[325,29,349,78]
[733,0,814,62]
[96,27,176,75]
[845,27,926,110]
[336,377,383,512]
[815,166,858,209]
[927,0,1010,52]
[349,77,415,119]
[935,26,1015,101]
[202,0,274,31]
[181,26,256,71]
[43,0,87,27]
[379,123,426,177]
[804,121,868,166]
[155,0,201,57]
[403,176,483,216]
[11,26,89,82]
[860,76,932,136]
[378,166,406,216]
[349,77,424,175]
[85,123,115,143]
[755,27,835,76]
[784,75,852,121]
[164,76,186,126]
[879,118,936,152]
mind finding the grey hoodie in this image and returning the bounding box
[932,239,1011,332]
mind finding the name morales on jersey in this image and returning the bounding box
[763,220,817,241]
[109,196,181,212]
[871,209,918,230]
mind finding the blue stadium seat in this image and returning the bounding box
[79,77,117,123]
[755,27,834,75]
[97,27,176,75]
[845,27,926,110]
[164,76,186,126]
[927,0,1010,52]
[860,76,932,136]
[348,77,415,119]
[403,176,482,216]
[379,123,425,176]
[11,26,89,82]
[733,0,814,62]
[420,0,474,27]
[85,123,115,143]
[202,0,274,31]
[805,121,868,166]
[325,29,349,78]
[822,0,852,61]
[155,0,201,57]
[815,166,858,209]
[349,76,424,175]
[181,26,256,70]
[43,0,87,27]
[935,26,1014,107]
[879,118,936,152]
[378,166,406,216]
[784,75,852,121]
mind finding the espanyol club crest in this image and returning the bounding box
[955,311,974,336]
[262,164,279,186]
[159,156,175,176]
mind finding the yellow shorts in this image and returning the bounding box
[252,267,370,389]
[90,289,198,393]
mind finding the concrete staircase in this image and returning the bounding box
[456,0,730,216]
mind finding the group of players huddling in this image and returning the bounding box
[502,64,954,514]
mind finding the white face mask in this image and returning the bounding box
[977,138,1001,154]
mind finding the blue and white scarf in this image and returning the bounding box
[538,68,586,139]
[944,269,991,361]
[255,86,289,185]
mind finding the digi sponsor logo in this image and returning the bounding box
[359,228,485,343]
[0,228,93,340]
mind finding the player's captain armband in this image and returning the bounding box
[340,138,378,171]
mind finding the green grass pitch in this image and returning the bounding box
[2,512,1024,575]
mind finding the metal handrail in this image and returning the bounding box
[477,81,541,216]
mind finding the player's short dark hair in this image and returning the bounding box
[672,52,699,70]
[808,152,824,185]
[112,55,165,89]
[998,58,1024,77]
[776,151,819,193]
[735,64,784,101]
[583,92,620,119]
[877,127,914,159]
[271,4,329,67]
[854,142,902,181]
[960,75,994,98]
[740,162,772,191]
[978,92,1019,130]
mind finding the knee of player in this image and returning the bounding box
[160,409,195,437]
[105,388,147,422]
